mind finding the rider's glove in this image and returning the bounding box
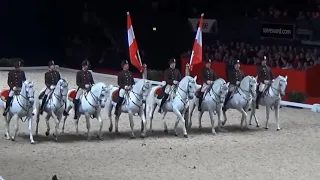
[124,85,130,90]
[13,86,17,91]
[173,80,179,85]
[264,80,270,84]
[85,84,90,89]
[236,81,240,85]
[50,85,55,90]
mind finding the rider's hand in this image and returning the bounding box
[13,86,17,91]
[173,80,178,85]
[206,80,211,84]
[264,80,269,84]
[124,85,129,90]
[236,81,240,85]
[50,85,55,90]
[85,84,90,89]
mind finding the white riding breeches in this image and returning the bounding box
[8,90,14,97]
[119,89,126,98]
[228,84,236,92]
[164,85,173,94]
[45,88,51,95]
[259,83,267,92]
[75,88,85,99]
[201,83,209,92]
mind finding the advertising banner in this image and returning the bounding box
[260,23,295,39]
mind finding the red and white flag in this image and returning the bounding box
[127,12,143,72]
[189,13,204,71]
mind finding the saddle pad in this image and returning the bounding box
[68,89,76,101]
[112,89,119,102]
[38,90,45,99]
[0,89,9,102]
[154,87,162,97]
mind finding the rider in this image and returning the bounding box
[256,56,274,109]
[198,59,217,111]
[3,61,26,116]
[74,60,95,119]
[158,58,181,113]
[115,60,135,116]
[40,60,61,115]
[222,60,244,111]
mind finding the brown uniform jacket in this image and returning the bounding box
[256,65,274,82]
[117,70,135,89]
[164,68,181,85]
[228,69,244,85]
[76,70,94,89]
[45,70,61,88]
[7,70,26,89]
[201,68,217,84]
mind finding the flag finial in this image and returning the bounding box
[127,12,130,15]
[201,13,204,16]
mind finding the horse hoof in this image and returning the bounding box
[140,135,145,139]
[265,127,269,130]
[164,130,168,134]
[30,141,36,144]
[130,136,136,139]
[256,125,260,128]
[45,132,49,136]
[108,127,112,132]
[249,123,252,126]
[198,126,202,129]
[11,138,15,141]
[277,128,280,131]
[174,133,178,137]
[212,132,217,136]
[183,135,188,138]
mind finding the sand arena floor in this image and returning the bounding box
[0,69,319,180]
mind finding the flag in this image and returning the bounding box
[189,13,204,70]
[127,12,143,72]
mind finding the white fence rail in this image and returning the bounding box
[1,66,319,112]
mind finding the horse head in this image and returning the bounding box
[240,76,257,98]
[132,79,152,103]
[274,75,288,96]
[22,80,35,105]
[91,82,109,108]
[55,79,69,104]
[180,76,196,99]
[211,79,229,103]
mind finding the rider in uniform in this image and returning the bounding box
[3,61,26,116]
[74,60,95,119]
[40,60,61,115]
[158,58,181,113]
[222,60,244,111]
[256,56,274,109]
[198,59,217,111]
[115,60,135,116]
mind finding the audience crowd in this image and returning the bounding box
[202,41,320,71]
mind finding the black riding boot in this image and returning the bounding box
[63,102,69,116]
[114,97,124,116]
[73,99,80,119]
[198,92,204,111]
[40,95,48,115]
[158,94,169,113]
[222,91,232,111]
[256,92,261,109]
[3,96,13,116]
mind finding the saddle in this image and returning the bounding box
[0,89,9,102]
[111,88,128,105]
[155,86,176,101]
[39,89,54,100]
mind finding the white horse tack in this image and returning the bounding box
[146,76,197,138]
[249,75,288,130]
[106,79,152,138]
[35,79,68,141]
[62,82,111,140]
[0,80,35,143]
[188,78,229,135]
[222,76,258,129]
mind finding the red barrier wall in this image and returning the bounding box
[181,57,320,104]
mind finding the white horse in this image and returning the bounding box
[106,79,152,138]
[35,79,68,141]
[62,82,111,140]
[222,76,258,129]
[188,78,229,135]
[0,80,35,143]
[146,76,197,138]
[249,76,288,130]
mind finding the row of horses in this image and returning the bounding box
[0,74,288,144]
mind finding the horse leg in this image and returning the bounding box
[45,114,50,136]
[188,102,196,129]
[222,109,228,126]
[249,102,260,127]
[74,118,79,134]
[265,105,270,129]
[11,114,19,141]
[35,109,40,136]
[208,110,217,135]
[85,113,91,140]
[162,112,168,133]
[61,103,72,133]
[28,116,35,144]
[52,113,60,141]
[274,104,280,131]
[149,103,157,132]
[4,114,12,140]
[107,105,113,132]
[238,108,248,129]
[98,114,103,140]
[216,105,226,132]
[198,111,204,129]
[128,112,135,139]
[140,108,147,138]
[115,113,121,134]
[173,108,188,138]
[184,108,189,130]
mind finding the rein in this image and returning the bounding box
[16,85,34,122]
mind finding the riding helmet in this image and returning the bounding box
[82,60,89,67]
[48,60,55,67]
[121,60,129,67]
[168,58,176,65]
[14,61,21,68]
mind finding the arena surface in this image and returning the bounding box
[0,69,319,180]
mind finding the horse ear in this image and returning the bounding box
[255,76,258,80]
[285,75,288,80]
[226,82,230,87]
[194,76,197,81]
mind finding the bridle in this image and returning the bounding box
[126,82,150,109]
[177,78,195,105]
[16,82,35,122]
[51,80,68,110]
[85,86,107,110]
